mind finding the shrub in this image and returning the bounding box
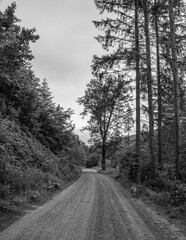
[145,177,186,207]
[86,153,100,168]
[140,162,156,183]
[119,151,139,182]
[169,188,186,207]
[151,188,186,207]
[143,175,166,192]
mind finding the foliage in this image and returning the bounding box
[0,114,83,213]
[119,151,139,182]
[149,182,186,208]
[0,4,86,215]
[119,146,186,209]
[85,153,100,168]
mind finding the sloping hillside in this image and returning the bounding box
[0,116,83,217]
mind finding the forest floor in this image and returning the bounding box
[0,168,186,240]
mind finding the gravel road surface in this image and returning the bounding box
[0,169,185,240]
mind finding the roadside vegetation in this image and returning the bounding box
[0,3,88,227]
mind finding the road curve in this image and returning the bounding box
[0,170,185,240]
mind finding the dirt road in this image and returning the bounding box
[0,169,185,240]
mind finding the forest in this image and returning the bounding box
[78,0,186,215]
[0,3,88,217]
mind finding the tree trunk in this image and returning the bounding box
[168,0,181,180]
[102,140,106,170]
[154,0,162,170]
[135,0,140,183]
[143,0,155,179]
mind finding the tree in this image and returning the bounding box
[135,0,141,182]
[106,131,123,170]
[142,0,156,179]
[0,3,39,123]
[0,3,39,85]
[78,71,131,170]
[168,0,181,179]
[153,0,162,170]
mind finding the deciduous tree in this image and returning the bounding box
[78,71,131,170]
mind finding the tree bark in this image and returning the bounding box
[168,0,181,180]
[135,0,141,183]
[143,0,155,179]
[154,0,162,170]
[102,140,106,170]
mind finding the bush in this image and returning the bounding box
[140,162,156,183]
[144,176,186,207]
[143,175,166,192]
[86,153,100,168]
[151,188,186,207]
[119,151,139,182]
[169,188,186,206]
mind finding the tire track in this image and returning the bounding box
[0,170,185,240]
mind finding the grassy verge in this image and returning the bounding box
[0,178,79,232]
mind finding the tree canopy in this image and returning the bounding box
[79,0,186,182]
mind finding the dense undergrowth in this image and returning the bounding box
[117,148,186,220]
[0,116,82,215]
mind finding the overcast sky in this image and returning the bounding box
[1,0,105,142]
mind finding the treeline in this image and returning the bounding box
[0,3,88,214]
[79,0,186,186]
